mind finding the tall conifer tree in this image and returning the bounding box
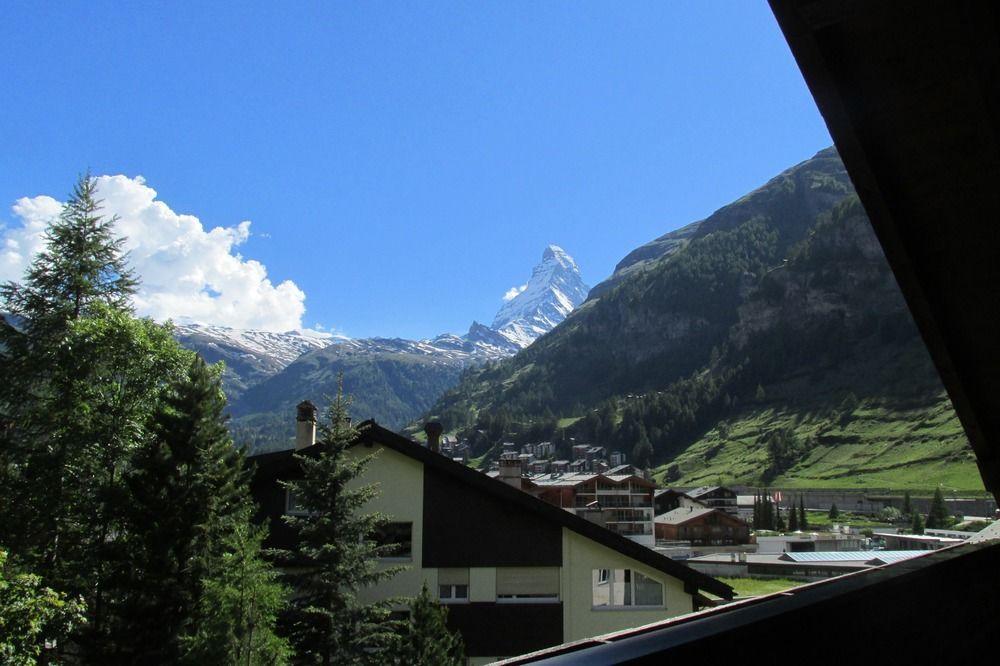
[0,174,190,660]
[926,487,950,529]
[115,356,253,661]
[279,382,401,664]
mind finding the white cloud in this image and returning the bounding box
[502,284,527,302]
[1,175,307,332]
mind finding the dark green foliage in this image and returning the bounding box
[0,550,85,666]
[902,490,912,515]
[911,510,925,535]
[631,425,654,469]
[926,487,950,529]
[788,501,799,531]
[183,523,290,666]
[828,503,840,520]
[798,496,808,531]
[0,174,280,663]
[753,490,777,531]
[115,356,255,662]
[392,584,464,666]
[0,175,194,660]
[279,382,401,664]
[0,173,136,336]
[762,428,804,481]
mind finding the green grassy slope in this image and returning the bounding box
[657,342,982,492]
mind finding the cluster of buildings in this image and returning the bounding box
[485,440,629,476]
[246,405,995,662]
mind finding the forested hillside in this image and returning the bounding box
[421,149,981,491]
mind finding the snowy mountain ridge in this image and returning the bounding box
[174,245,588,425]
[173,323,341,368]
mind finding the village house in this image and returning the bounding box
[684,486,739,515]
[654,507,752,546]
[248,404,732,664]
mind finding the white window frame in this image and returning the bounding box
[592,568,665,610]
[438,583,470,604]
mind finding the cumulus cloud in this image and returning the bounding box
[502,284,527,302]
[1,175,307,331]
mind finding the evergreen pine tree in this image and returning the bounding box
[902,490,912,516]
[828,503,840,520]
[182,523,290,666]
[0,174,190,659]
[392,583,464,666]
[279,381,402,664]
[752,493,760,529]
[775,506,785,532]
[116,356,253,662]
[926,487,950,529]
[763,490,775,530]
[0,173,136,338]
[911,510,925,535]
[788,501,799,531]
[631,424,654,469]
[799,496,808,531]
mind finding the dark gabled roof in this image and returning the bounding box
[248,420,733,599]
[686,486,735,499]
[655,507,725,525]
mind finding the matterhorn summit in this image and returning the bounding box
[490,245,590,348]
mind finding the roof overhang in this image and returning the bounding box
[769,0,1000,502]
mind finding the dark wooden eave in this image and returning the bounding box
[770,0,1000,501]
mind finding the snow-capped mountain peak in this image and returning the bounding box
[490,245,590,348]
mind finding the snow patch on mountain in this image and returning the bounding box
[174,323,342,368]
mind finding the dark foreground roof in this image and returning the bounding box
[248,420,733,600]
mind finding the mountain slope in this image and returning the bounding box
[422,149,979,490]
[173,324,336,400]
[429,147,853,419]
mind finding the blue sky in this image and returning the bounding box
[0,1,831,339]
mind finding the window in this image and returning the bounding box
[438,568,470,603]
[371,522,412,560]
[285,489,309,516]
[496,567,559,602]
[592,569,663,608]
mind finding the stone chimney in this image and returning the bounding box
[424,421,443,453]
[295,400,317,450]
[498,453,523,489]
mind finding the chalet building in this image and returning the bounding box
[526,472,657,546]
[248,406,732,664]
[654,488,706,515]
[654,507,751,546]
[685,486,739,515]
